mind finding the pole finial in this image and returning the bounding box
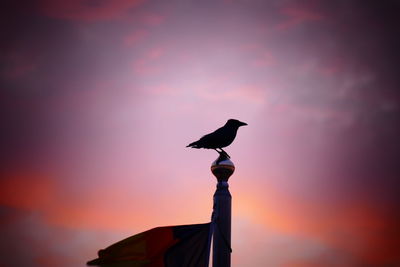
[211,155,235,182]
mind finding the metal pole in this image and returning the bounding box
[211,156,234,267]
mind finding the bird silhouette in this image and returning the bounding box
[186,119,247,158]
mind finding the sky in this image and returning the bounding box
[1,0,400,266]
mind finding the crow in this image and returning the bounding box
[186,119,247,158]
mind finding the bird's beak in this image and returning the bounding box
[239,121,248,126]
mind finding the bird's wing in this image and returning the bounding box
[187,125,229,148]
[207,127,226,139]
[196,127,226,148]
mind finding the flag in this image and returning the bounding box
[87,223,211,267]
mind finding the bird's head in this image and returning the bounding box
[226,119,248,128]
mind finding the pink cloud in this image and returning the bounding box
[123,29,148,47]
[139,13,166,26]
[147,47,164,59]
[196,84,266,104]
[318,56,346,76]
[239,43,277,67]
[132,47,165,75]
[147,84,180,96]
[276,5,324,30]
[38,0,144,21]
[240,43,262,51]
[252,51,276,67]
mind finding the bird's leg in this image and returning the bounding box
[214,149,228,165]
[219,148,230,159]
[214,148,228,157]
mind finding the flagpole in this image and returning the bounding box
[211,154,234,267]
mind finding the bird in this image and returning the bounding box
[186,119,247,158]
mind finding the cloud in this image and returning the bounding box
[123,29,148,47]
[252,51,276,67]
[232,217,359,266]
[1,49,37,79]
[276,3,324,30]
[139,13,166,26]
[234,183,400,265]
[0,206,119,267]
[2,1,400,266]
[132,47,165,75]
[195,85,266,104]
[38,0,144,21]
[0,171,56,211]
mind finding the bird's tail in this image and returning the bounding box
[186,141,201,148]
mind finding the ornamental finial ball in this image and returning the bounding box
[211,156,235,182]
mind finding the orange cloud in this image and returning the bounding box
[0,171,56,210]
[0,167,212,232]
[240,183,400,265]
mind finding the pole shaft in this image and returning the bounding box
[212,181,231,267]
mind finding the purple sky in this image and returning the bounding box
[1,0,400,266]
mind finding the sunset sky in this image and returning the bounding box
[1,0,400,266]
